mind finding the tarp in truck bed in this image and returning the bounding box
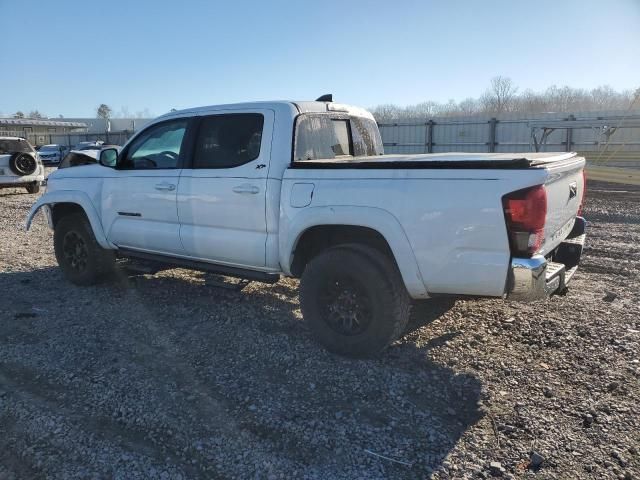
[290,152,578,170]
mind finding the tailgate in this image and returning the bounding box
[540,155,585,255]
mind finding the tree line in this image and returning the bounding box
[8,104,153,120]
[371,76,640,122]
[8,80,638,122]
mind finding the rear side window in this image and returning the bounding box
[193,114,264,168]
[294,114,384,161]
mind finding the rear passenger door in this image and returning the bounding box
[177,110,274,268]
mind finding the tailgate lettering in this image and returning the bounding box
[569,181,578,200]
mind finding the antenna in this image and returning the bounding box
[315,94,333,102]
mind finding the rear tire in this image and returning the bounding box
[25,182,40,194]
[299,245,410,358]
[53,213,115,286]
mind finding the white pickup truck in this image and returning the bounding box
[27,98,586,357]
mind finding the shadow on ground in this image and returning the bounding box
[0,266,483,478]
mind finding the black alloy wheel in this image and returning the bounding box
[319,276,373,336]
[62,230,89,273]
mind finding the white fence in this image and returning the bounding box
[378,110,640,158]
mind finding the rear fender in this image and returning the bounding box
[281,205,428,298]
[25,190,113,249]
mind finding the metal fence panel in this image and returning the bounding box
[379,110,640,158]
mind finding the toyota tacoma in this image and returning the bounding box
[26,98,586,357]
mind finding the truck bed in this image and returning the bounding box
[290,152,578,170]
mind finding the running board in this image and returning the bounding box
[117,249,280,284]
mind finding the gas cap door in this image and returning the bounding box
[290,183,315,208]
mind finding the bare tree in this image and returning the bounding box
[28,110,44,119]
[97,104,112,119]
[411,101,440,119]
[590,85,620,110]
[371,104,402,122]
[480,76,518,114]
[457,98,479,115]
[370,78,639,122]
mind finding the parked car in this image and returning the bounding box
[37,144,69,165]
[27,98,586,357]
[0,136,44,194]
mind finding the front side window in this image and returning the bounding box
[193,114,264,169]
[120,119,187,169]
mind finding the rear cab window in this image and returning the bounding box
[293,114,383,162]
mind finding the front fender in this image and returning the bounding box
[280,205,428,298]
[25,190,113,249]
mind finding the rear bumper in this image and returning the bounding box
[0,175,45,188]
[507,217,586,301]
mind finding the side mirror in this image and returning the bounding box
[99,148,118,167]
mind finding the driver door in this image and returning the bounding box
[101,118,191,255]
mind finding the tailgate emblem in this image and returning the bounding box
[569,182,578,200]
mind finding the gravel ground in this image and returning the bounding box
[0,172,638,479]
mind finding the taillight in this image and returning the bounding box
[502,185,547,257]
[577,169,586,216]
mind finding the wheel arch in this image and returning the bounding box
[281,206,428,298]
[25,191,113,249]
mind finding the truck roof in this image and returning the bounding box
[156,100,375,121]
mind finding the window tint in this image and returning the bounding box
[120,120,187,169]
[294,115,353,161]
[193,114,264,169]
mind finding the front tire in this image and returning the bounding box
[299,245,410,358]
[53,213,115,286]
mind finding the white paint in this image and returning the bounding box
[25,101,585,299]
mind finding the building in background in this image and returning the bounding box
[0,118,88,146]
[0,117,154,147]
[62,117,152,134]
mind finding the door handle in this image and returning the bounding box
[155,183,176,191]
[232,184,260,194]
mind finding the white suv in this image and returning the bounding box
[0,137,45,194]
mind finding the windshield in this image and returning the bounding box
[39,145,59,152]
[0,138,34,155]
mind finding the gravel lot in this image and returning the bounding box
[1,172,638,479]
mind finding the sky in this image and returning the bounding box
[1,0,639,118]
